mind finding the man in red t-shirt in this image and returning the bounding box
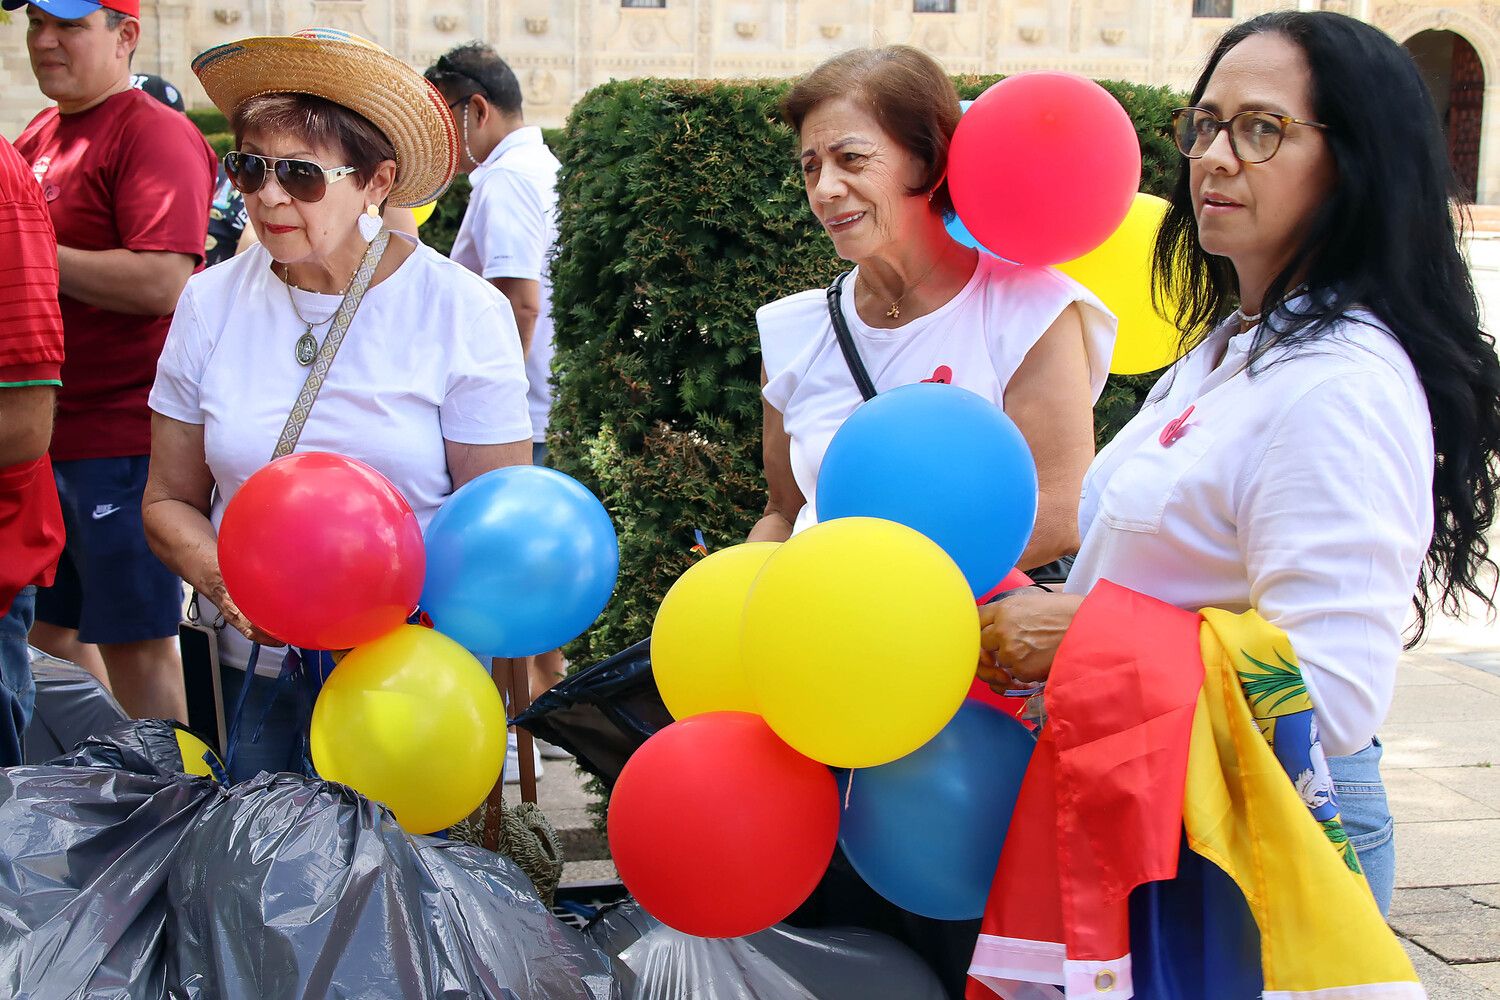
[7,0,216,722]
[0,131,66,766]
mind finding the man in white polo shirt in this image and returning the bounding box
[426,43,568,779]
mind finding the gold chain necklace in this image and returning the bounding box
[883,258,943,320]
[281,262,361,366]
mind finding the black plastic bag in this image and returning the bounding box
[55,717,224,780]
[512,639,672,788]
[0,762,220,999]
[166,772,619,1000]
[586,900,947,1000]
[0,720,620,1000]
[22,648,128,764]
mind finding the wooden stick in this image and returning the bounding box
[509,656,538,804]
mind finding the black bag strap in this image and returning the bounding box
[827,271,877,402]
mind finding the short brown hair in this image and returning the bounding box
[232,93,397,192]
[781,46,960,216]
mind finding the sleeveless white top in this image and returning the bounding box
[758,254,1117,534]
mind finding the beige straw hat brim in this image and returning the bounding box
[192,28,457,208]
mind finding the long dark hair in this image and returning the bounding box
[1152,10,1499,640]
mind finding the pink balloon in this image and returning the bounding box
[948,73,1141,265]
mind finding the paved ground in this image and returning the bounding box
[1400,233,1500,997]
[540,239,1500,991]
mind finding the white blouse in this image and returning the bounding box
[759,255,1117,534]
[1067,307,1434,756]
[150,239,532,673]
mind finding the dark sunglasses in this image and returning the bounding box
[222,151,357,203]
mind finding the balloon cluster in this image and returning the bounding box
[218,454,619,833]
[946,73,1180,374]
[611,384,1037,939]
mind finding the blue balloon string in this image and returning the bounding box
[223,640,262,777]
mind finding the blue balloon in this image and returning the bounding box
[421,466,619,658]
[944,210,987,252]
[944,210,1016,261]
[816,382,1038,596]
[836,701,1034,920]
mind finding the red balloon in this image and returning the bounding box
[948,72,1141,265]
[608,712,839,938]
[975,567,1034,605]
[972,567,1036,723]
[218,452,425,650]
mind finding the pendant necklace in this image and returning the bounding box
[884,258,943,320]
[282,262,359,366]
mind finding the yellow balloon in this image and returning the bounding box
[1058,192,1181,376]
[741,517,978,769]
[174,726,224,780]
[310,625,504,833]
[652,542,779,719]
[411,201,436,228]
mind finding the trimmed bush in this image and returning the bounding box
[187,107,230,135]
[547,75,1184,674]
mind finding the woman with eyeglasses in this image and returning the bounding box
[976,10,1500,913]
[142,29,533,781]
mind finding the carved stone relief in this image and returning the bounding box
[526,67,558,103]
[310,0,378,37]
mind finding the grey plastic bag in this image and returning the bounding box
[587,900,947,1000]
[166,772,619,1000]
[1,719,618,1000]
[22,648,128,764]
[0,763,219,1000]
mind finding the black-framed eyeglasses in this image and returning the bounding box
[222,151,356,203]
[1169,107,1328,164]
[446,96,470,113]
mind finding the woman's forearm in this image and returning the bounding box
[1016,490,1082,572]
[143,496,223,596]
[749,511,794,543]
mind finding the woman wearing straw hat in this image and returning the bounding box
[142,28,534,782]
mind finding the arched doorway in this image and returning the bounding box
[1405,29,1485,202]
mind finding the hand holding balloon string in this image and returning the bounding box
[196,557,283,646]
[976,591,1085,691]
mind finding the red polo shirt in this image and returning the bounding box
[15,87,216,461]
[0,133,66,615]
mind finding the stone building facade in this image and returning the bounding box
[1,0,1498,201]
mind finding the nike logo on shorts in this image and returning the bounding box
[92,504,121,520]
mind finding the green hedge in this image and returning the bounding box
[547,76,1185,671]
[187,107,229,135]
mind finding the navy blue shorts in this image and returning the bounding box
[34,456,182,645]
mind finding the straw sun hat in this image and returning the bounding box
[191,27,457,208]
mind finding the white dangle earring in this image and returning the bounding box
[357,203,381,242]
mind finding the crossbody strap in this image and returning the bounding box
[827,270,877,402]
[272,229,391,459]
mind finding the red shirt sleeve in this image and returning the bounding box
[111,106,216,263]
[0,139,64,387]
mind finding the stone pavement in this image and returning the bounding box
[1384,579,1500,998]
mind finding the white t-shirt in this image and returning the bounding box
[1067,307,1434,757]
[759,254,1117,534]
[149,238,532,672]
[450,125,561,444]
